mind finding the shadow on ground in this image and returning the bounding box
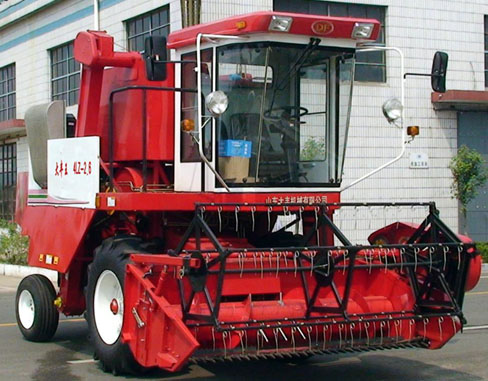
[25,320,483,381]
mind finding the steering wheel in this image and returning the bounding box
[263,106,309,122]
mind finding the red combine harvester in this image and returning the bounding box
[15,11,481,375]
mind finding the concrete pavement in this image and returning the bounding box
[0,274,487,380]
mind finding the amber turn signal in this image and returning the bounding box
[235,21,246,30]
[407,125,419,137]
[181,119,195,132]
[373,237,388,245]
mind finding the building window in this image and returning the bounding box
[0,143,16,221]
[50,42,81,106]
[273,0,386,82]
[0,64,16,122]
[485,16,488,87]
[126,6,170,52]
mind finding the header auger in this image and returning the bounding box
[14,11,481,375]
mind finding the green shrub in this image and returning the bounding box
[450,145,488,215]
[0,220,29,265]
[300,137,326,161]
[477,242,488,263]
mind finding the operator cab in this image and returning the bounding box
[168,12,380,192]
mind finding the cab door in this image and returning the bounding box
[174,48,216,192]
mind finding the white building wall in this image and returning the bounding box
[0,0,486,236]
[0,0,180,118]
[0,0,179,188]
[16,136,29,173]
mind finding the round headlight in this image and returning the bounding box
[205,91,228,117]
[382,98,403,125]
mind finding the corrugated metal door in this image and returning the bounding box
[458,112,488,241]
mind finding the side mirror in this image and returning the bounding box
[144,36,167,81]
[431,51,448,93]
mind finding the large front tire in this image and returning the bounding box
[15,274,59,342]
[86,235,147,375]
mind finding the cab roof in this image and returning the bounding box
[167,11,380,49]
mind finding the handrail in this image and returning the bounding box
[342,46,406,191]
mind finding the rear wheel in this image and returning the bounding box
[15,274,59,342]
[86,235,148,375]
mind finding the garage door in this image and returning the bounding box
[458,112,488,242]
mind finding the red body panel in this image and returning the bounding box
[22,206,95,273]
[74,31,175,162]
[97,192,341,212]
[97,63,175,161]
[168,11,380,49]
[124,263,199,371]
[369,221,482,292]
[74,31,138,139]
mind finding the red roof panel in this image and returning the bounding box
[168,11,380,49]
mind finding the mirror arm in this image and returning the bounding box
[403,72,438,79]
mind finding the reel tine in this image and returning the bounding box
[442,245,449,271]
[423,318,430,341]
[414,247,419,272]
[260,252,264,278]
[310,251,316,276]
[296,326,307,340]
[408,319,415,342]
[369,249,373,274]
[322,325,329,350]
[400,247,405,273]
[338,323,344,348]
[429,246,435,273]
[234,205,240,232]
[379,321,386,346]
[314,206,320,244]
[276,251,281,277]
[350,323,355,347]
[365,322,370,346]
[438,316,444,342]
[327,250,332,276]
[294,251,300,277]
[267,206,272,232]
[394,320,401,343]
[307,326,313,350]
[222,331,228,357]
[217,206,222,232]
[457,244,463,270]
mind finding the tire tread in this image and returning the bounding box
[86,235,148,375]
[16,274,59,342]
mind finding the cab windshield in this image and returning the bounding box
[216,41,354,188]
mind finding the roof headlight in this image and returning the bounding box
[382,98,403,126]
[268,16,293,32]
[205,91,228,117]
[351,22,374,39]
